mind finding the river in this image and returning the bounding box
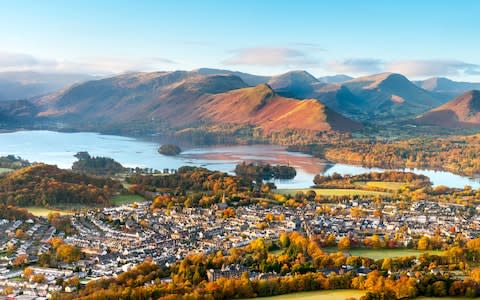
[0,130,479,189]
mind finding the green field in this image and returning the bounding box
[111,194,146,205]
[0,167,12,174]
[26,206,73,217]
[275,188,389,197]
[324,247,444,260]
[416,298,471,300]
[268,249,284,255]
[354,181,406,191]
[251,289,366,300]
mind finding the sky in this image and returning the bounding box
[1,0,480,81]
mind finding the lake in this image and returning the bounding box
[0,130,479,189]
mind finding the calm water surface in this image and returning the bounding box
[0,130,479,189]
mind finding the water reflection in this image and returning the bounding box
[0,131,479,189]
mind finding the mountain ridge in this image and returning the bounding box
[416,90,480,128]
[32,71,361,133]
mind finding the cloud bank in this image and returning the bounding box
[222,47,319,67]
[386,60,480,77]
[328,57,480,78]
[328,58,383,74]
[0,51,176,75]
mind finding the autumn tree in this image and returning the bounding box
[418,236,430,250]
[338,237,351,250]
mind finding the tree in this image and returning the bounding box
[56,244,81,263]
[222,207,236,218]
[471,268,480,283]
[13,254,28,267]
[350,207,364,219]
[381,258,392,271]
[432,281,447,297]
[49,237,64,249]
[15,229,25,239]
[279,232,290,248]
[418,236,430,250]
[23,267,33,279]
[338,237,350,250]
[32,274,46,283]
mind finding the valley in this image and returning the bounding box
[4,2,480,300]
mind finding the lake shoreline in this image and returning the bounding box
[1,130,480,189]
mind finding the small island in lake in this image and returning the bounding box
[72,151,125,175]
[158,144,182,156]
[235,162,297,180]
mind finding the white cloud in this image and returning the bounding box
[386,60,480,77]
[222,47,319,67]
[327,58,480,78]
[327,58,383,74]
[0,51,57,70]
[0,51,177,75]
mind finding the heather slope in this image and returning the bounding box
[416,90,480,128]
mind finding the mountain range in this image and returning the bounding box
[2,67,480,134]
[0,71,95,101]
[32,71,361,133]
[416,90,480,128]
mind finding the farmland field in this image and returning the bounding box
[26,206,73,217]
[324,247,445,260]
[354,181,407,190]
[0,167,12,174]
[111,194,146,205]
[415,298,469,300]
[250,289,366,300]
[275,188,389,196]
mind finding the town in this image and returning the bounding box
[2,194,479,299]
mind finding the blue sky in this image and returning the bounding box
[1,0,480,80]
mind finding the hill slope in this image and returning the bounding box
[0,164,122,207]
[188,84,362,132]
[35,71,248,127]
[416,90,480,128]
[33,72,361,133]
[415,77,480,94]
[342,72,444,119]
[414,77,480,103]
[266,71,365,119]
[268,70,321,98]
[193,68,270,86]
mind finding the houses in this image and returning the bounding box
[206,264,249,282]
[3,195,477,296]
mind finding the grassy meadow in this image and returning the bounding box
[249,289,366,300]
[275,188,389,197]
[26,206,74,217]
[324,247,445,260]
[0,167,12,174]
[354,181,407,191]
[111,194,146,205]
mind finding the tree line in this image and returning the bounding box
[0,164,122,207]
[235,162,297,180]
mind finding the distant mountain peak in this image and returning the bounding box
[415,77,480,96]
[271,70,318,82]
[347,72,410,90]
[193,68,270,86]
[317,74,353,84]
